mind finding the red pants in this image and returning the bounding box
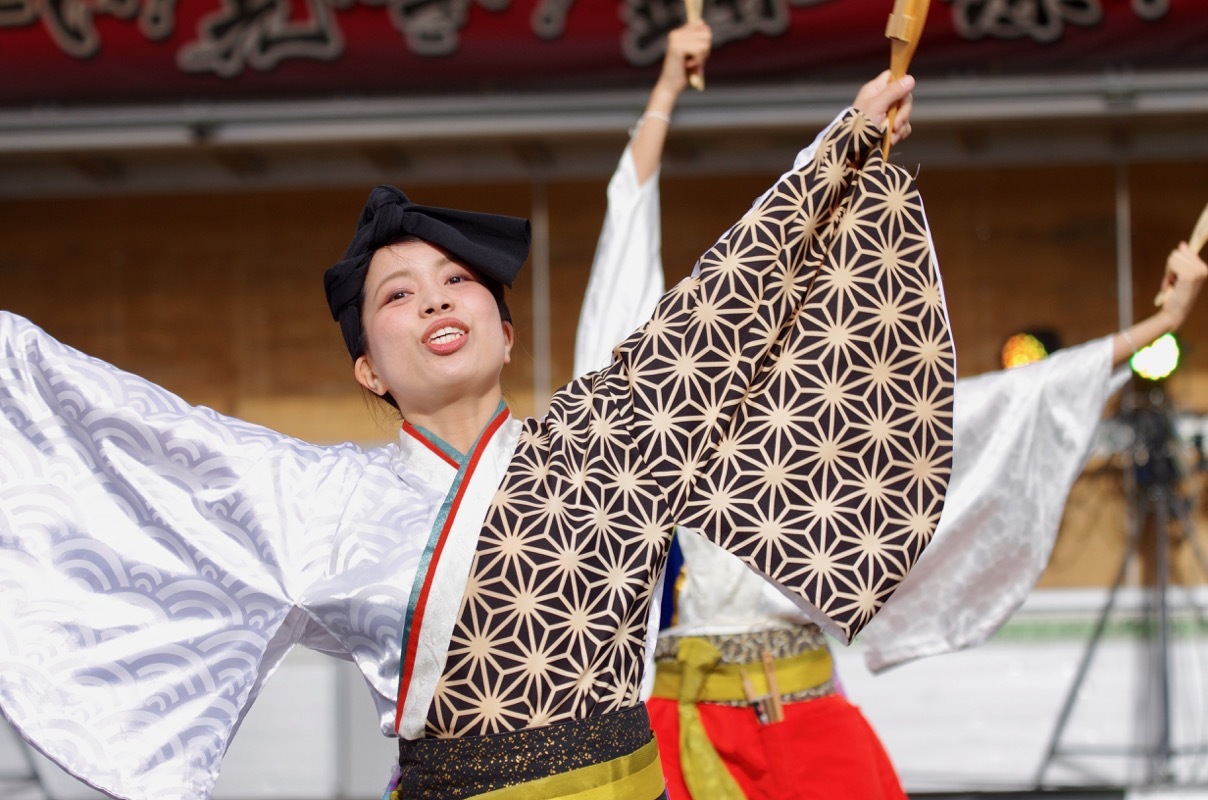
[647,694,906,800]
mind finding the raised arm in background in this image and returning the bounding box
[1112,241,1207,366]
[573,21,712,377]
[631,21,712,184]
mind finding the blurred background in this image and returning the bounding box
[3,0,1208,797]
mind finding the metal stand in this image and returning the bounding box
[1034,382,1208,789]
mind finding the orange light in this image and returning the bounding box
[1001,332,1049,369]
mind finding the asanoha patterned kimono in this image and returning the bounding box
[0,108,954,800]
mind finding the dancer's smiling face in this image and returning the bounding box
[353,240,513,417]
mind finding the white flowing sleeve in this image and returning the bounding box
[859,335,1130,672]
[0,311,354,800]
[573,144,665,377]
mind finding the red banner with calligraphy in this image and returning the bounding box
[3,0,1206,107]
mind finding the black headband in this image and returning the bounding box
[324,185,531,359]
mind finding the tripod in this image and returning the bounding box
[1034,382,1208,789]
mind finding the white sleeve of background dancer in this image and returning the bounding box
[573,145,665,378]
[860,336,1130,672]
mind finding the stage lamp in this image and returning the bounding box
[1130,333,1181,382]
[1001,328,1061,369]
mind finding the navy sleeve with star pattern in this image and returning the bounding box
[619,108,955,641]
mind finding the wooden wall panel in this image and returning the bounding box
[3,156,1208,589]
[1041,459,1208,590]
[547,177,607,390]
[918,164,1120,375]
[0,185,535,444]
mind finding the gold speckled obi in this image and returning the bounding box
[394,705,666,800]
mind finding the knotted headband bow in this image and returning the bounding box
[324,185,531,359]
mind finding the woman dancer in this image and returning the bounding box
[0,58,947,800]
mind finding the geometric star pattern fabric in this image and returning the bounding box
[427,109,956,738]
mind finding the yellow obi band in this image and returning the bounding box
[651,637,833,703]
[470,738,663,800]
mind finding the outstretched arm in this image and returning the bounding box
[0,311,352,800]
[745,71,916,214]
[630,20,712,185]
[860,241,1207,672]
[618,93,952,642]
[1112,242,1207,366]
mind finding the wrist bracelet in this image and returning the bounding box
[1119,329,1139,354]
[631,111,673,137]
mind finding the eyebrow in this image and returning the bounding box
[369,253,456,300]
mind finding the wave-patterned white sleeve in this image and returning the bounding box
[0,311,353,800]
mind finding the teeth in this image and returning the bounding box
[428,326,464,344]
